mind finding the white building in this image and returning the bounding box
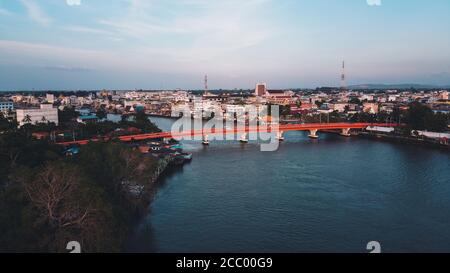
[16,104,59,126]
[330,102,348,113]
[69,96,79,106]
[0,101,14,113]
[46,93,55,104]
[388,95,399,102]
[366,126,395,133]
[173,91,189,102]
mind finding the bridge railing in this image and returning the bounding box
[56,123,399,146]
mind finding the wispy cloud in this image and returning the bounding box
[66,0,82,6]
[0,40,111,69]
[99,0,273,60]
[63,25,115,36]
[367,0,382,6]
[0,40,174,73]
[43,65,93,72]
[19,0,52,26]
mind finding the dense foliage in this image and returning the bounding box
[348,102,449,132]
[0,116,160,252]
[405,102,449,132]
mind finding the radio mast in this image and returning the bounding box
[341,61,347,92]
[204,74,208,96]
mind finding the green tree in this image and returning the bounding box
[58,107,79,124]
[406,102,449,132]
[22,114,32,124]
[96,108,107,120]
[11,162,116,252]
[349,98,361,105]
[0,112,13,132]
[129,111,161,133]
[280,105,291,117]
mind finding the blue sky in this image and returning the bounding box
[1,0,450,90]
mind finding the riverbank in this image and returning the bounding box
[357,132,450,150]
[318,129,449,150]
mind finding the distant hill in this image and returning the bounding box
[348,84,450,90]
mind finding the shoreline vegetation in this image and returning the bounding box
[0,111,171,253]
[357,131,450,150]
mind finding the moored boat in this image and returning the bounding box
[202,134,210,145]
[181,152,193,161]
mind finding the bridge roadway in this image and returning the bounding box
[56,123,397,146]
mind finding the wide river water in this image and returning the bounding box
[124,116,450,253]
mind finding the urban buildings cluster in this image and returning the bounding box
[0,84,449,128]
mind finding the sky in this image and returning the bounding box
[1,0,450,90]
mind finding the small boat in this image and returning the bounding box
[202,135,210,145]
[276,132,285,141]
[170,143,183,150]
[240,133,249,143]
[64,147,80,156]
[308,134,319,139]
[181,153,193,161]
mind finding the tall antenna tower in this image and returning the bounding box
[204,74,208,95]
[341,60,347,91]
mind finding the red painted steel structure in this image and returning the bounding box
[56,123,398,146]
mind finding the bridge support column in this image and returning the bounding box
[308,129,319,139]
[276,131,285,141]
[240,133,249,143]
[202,134,209,145]
[340,128,351,137]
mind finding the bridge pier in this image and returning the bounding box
[240,133,249,143]
[340,128,351,137]
[276,131,285,141]
[56,123,399,146]
[202,134,209,145]
[308,129,319,139]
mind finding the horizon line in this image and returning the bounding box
[1,82,450,92]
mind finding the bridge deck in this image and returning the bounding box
[56,123,398,146]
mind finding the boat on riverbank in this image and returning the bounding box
[181,152,193,161]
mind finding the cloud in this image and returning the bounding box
[63,25,115,36]
[0,39,173,73]
[99,0,274,61]
[367,0,382,6]
[66,0,81,6]
[0,40,112,69]
[19,0,52,26]
[43,65,93,72]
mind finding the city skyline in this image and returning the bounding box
[1,0,450,90]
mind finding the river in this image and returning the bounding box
[124,116,450,253]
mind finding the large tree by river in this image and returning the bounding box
[0,122,159,252]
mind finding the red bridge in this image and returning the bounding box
[56,123,398,146]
